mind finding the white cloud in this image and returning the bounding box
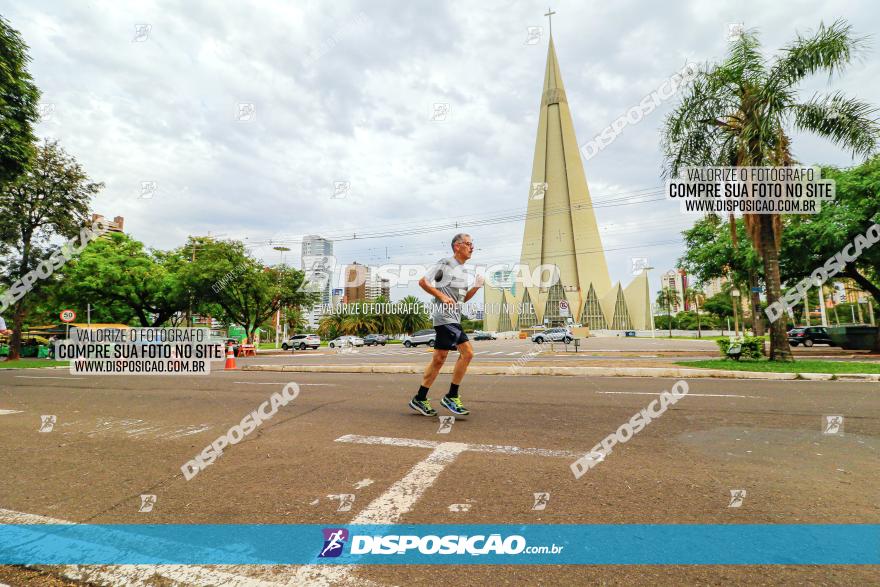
[6,0,879,300]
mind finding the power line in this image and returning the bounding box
[243,189,666,248]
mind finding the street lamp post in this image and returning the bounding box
[644,266,656,339]
[273,246,291,348]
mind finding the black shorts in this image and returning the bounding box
[434,323,469,351]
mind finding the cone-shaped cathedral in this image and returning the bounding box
[484,32,650,332]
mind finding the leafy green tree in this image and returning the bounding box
[662,20,880,361]
[781,157,880,350]
[0,140,102,359]
[679,215,764,335]
[368,295,402,335]
[655,287,679,337]
[55,233,188,326]
[703,292,734,332]
[181,238,318,342]
[0,16,40,189]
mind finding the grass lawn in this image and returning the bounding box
[676,359,880,374]
[0,359,69,369]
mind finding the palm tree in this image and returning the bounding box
[662,20,880,361]
[399,295,430,335]
[318,312,346,339]
[656,287,679,338]
[684,287,705,338]
[370,295,402,335]
[283,306,307,334]
[341,311,379,336]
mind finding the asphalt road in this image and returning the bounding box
[0,367,877,585]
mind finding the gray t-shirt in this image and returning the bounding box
[424,257,469,326]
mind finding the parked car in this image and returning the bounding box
[328,335,364,348]
[403,329,436,348]
[472,331,497,340]
[282,334,321,350]
[788,326,835,347]
[531,327,573,344]
[364,334,387,346]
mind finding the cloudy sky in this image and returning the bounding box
[6,0,879,300]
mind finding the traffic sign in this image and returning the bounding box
[558,300,570,317]
[59,309,76,323]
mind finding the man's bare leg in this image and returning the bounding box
[421,349,449,388]
[450,341,474,385]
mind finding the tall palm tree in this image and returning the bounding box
[318,312,346,339]
[341,312,379,336]
[283,306,307,334]
[662,20,880,361]
[367,294,401,335]
[656,287,679,338]
[684,287,705,338]
[399,295,430,335]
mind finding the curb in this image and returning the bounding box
[241,364,879,381]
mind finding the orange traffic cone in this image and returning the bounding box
[224,344,237,370]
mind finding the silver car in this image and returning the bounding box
[328,335,364,348]
[403,329,436,348]
[531,328,573,344]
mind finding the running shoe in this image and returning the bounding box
[441,395,470,415]
[409,397,437,416]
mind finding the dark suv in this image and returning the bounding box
[364,334,387,346]
[788,326,834,347]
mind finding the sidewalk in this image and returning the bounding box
[241,362,880,382]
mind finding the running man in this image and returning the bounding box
[409,233,483,417]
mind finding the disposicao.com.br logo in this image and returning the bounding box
[318,528,563,557]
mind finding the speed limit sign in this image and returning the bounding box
[59,309,76,323]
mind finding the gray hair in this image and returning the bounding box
[451,233,470,250]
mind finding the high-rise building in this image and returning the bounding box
[91,214,125,235]
[344,262,389,302]
[661,269,688,313]
[301,235,334,305]
[301,234,333,257]
[701,276,727,299]
[483,33,650,332]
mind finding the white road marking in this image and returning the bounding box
[288,434,582,585]
[0,409,23,415]
[335,434,583,458]
[596,391,761,399]
[0,507,286,586]
[14,375,83,380]
[505,352,520,356]
[488,351,505,356]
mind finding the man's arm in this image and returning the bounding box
[419,277,454,305]
[463,274,484,302]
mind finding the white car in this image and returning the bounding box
[402,329,436,348]
[328,336,364,348]
[531,327,573,344]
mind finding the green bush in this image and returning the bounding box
[717,335,765,360]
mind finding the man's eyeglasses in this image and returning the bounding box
[457,241,474,248]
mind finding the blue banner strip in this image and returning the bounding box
[1,524,877,565]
